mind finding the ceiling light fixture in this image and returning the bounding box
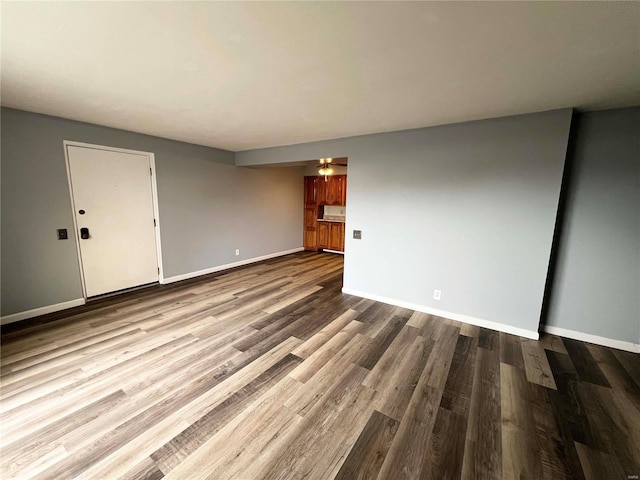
[318,158,334,178]
[317,157,344,180]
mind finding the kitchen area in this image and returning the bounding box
[303,161,347,253]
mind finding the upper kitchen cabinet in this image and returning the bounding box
[327,175,346,206]
[304,176,319,204]
[307,175,347,206]
[317,177,327,205]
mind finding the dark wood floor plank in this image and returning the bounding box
[538,333,569,354]
[362,325,422,392]
[376,382,442,480]
[575,442,627,480]
[440,334,477,414]
[478,327,499,352]
[232,308,314,352]
[234,277,293,301]
[286,383,378,480]
[612,349,640,389]
[499,332,524,369]
[376,326,459,480]
[545,350,597,448]
[365,327,434,422]
[357,302,401,338]
[356,314,408,370]
[577,382,640,477]
[527,382,585,480]
[500,362,544,479]
[334,410,399,480]
[286,301,356,341]
[420,322,460,391]
[420,407,468,480]
[562,338,611,388]
[587,343,640,405]
[461,347,502,480]
[352,298,376,312]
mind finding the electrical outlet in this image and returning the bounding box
[235,249,240,256]
[433,289,441,301]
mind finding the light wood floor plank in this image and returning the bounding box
[521,338,558,390]
[291,309,359,359]
[500,362,544,479]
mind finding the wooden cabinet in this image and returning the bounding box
[317,177,327,205]
[303,206,318,251]
[304,174,347,252]
[317,222,329,249]
[304,229,317,251]
[315,221,344,252]
[329,222,345,251]
[327,175,346,206]
[304,176,318,204]
[313,175,346,206]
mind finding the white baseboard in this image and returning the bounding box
[322,249,344,255]
[1,298,86,326]
[341,287,539,340]
[543,325,640,353]
[162,247,305,284]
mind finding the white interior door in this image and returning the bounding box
[67,145,159,297]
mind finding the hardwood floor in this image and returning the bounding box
[1,252,639,479]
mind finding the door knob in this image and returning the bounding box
[80,227,90,239]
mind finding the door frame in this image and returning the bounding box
[63,140,165,299]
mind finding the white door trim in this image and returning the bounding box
[63,140,164,299]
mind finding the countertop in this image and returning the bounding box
[317,218,346,223]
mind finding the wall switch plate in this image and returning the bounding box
[433,289,441,300]
[353,230,362,239]
[235,249,240,256]
[57,228,68,240]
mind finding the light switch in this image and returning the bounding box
[353,230,362,239]
[57,229,68,240]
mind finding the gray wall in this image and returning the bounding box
[237,109,573,335]
[546,108,640,344]
[1,108,303,317]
